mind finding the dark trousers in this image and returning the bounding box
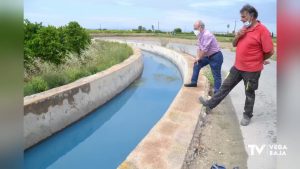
[191,51,223,93]
[206,66,261,118]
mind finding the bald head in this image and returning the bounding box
[194,20,205,30]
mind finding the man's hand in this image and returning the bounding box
[263,50,274,60]
[236,28,246,38]
[233,28,246,47]
[263,60,270,65]
[194,57,199,64]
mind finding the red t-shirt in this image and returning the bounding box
[234,21,274,72]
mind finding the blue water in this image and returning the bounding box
[24,51,182,169]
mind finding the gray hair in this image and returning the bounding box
[240,4,258,18]
[200,22,205,29]
[196,20,205,29]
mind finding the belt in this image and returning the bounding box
[208,51,220,58]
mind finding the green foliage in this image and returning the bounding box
[137,25,146,31]
[132,25,147,33]
[173,28,182,33]
[30,25,68,65]
[24,19,43,41]
[63,21,91,56]
[203,66,214,87]
[215,35,234,42]
[24,19,43,69]
[24,40,133,96]
[89,30,238,42]
[65,68,91,83]
[24,76,48,96]
[41,72,68,89]
[24,19,91,68]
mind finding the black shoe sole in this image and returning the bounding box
[184,84,197,87]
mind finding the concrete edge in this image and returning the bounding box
[105,40,210,169]
[24,46,143,149]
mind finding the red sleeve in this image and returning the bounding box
[260,27,274,54]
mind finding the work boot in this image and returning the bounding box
[240,115,251,126]
[184,83,197,87]
[199,96,212,113]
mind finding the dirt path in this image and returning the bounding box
[182,95,248,169]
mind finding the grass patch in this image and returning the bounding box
[216,36,234,42]
[24,77,49,96]
[202,66,215,96]
[202,66,214,88]
[230,47,236,52]
[90,32,236,43]
[24,40,133,96]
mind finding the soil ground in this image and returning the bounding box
[182,95,248,169]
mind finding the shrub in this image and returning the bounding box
[24,40,133,96]
[30,25,68,65]
[24,77,48,96]
[42,72,67,89]
[24,19,43,69]
[173,28,182,33]
[63,21,91,56]
[24,20,91,69]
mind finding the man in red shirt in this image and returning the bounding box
[199,4,274,126]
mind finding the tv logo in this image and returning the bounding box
[248,144,266,155]
[248,144,287,156]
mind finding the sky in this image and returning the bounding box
[24,0,276,33]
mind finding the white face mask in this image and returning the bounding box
[243,20,252,28]
[193,30,200,37]
[243,15,253,28]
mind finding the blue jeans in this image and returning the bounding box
[191,51,223,93]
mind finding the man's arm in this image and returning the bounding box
[261,28,275,61]
[263,50,274,65]
[195,49,205,63]
[263,50,274,60]
[232,36,239,47]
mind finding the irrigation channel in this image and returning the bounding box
[24,51,183,169]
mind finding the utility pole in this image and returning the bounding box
[227,24,230,34]
[157,20,160,31]
[233,20,237,34]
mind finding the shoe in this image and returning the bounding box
[184,83,197,87]
[240,116,251,126]
[199,96,212,113]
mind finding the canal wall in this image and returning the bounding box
[24,46,143,149]
[108,41,210,169]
